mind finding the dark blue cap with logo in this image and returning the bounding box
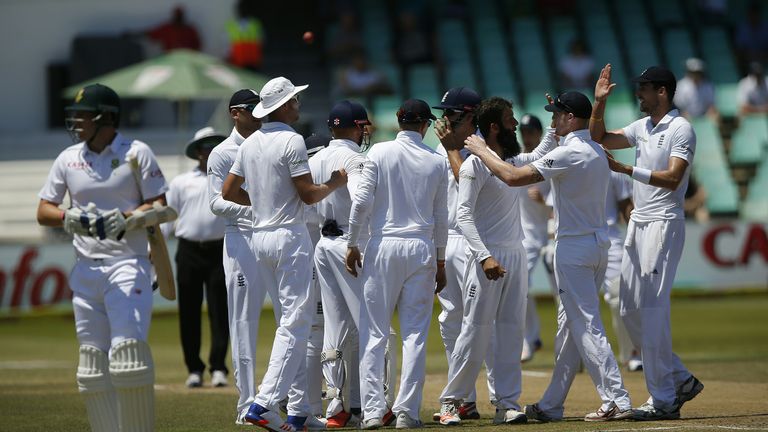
[519,114,543,131]
[432,87,481,112]
[544,91,593,119]
[229,89,260,108]
[397,99,437,123]
[328,100,371,128]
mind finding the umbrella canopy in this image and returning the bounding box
[63,49,268,100]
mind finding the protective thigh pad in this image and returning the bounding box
[109,339,155,432]
[77,345,119,432]
[125,203,178,231]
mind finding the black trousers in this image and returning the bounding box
[176,238,229,375]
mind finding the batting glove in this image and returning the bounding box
[100,208,127,240]
[63,203,98,237]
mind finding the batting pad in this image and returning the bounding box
[109,339,155,432]
[76,345,119,432]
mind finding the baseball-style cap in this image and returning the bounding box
[305,134,331,158]
[632,66,677,86]
[252,77,308,119]
[519,114,543,131]
[229,88,260,108]
[185,126,226,159]
[328,100,371,128]
[544,91,593,119]
[66,83,120,113]
[432,87,481,112]
[397,99,437,123]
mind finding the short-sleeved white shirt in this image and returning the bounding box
[737,75,768,108]
[308,139,366,229]
[435,145,470,235]
[622,109,696,222]
[457,153,524,262]
[166,168,226,241]
[531,129,609,239]
[39,133,168,259]
[207,127,252,231]
[230,122,310,229]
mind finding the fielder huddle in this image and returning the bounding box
[41,62,704,431]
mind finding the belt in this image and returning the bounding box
[179,237,224,249]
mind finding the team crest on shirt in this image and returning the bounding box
[468,284,477,298]
[657,134,665,148]
[111,158,120,169]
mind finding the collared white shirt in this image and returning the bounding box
[531,129,609,239]
[39,133,167,259]
[435,145,470,236]
[348,130,448,249]
[166,167,226,241]
[308,138,367,230]
[230,122,310,229]
[673,76,716,117]
[737,74,768,108]
[622,109,696,222]
[457,128,558,261]
[208,127,252,231]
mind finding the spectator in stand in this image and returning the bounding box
[735,1,768,70]
[327,12,365,62]
[146,5,201,52]
[674,58,719,121]
[226,0,264,71]
[558,39,596,90]
[393,10,436,66]
[738,62,768,115]
[337,51,392,102]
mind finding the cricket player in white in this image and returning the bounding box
[603,171,643,371]
[466,91,633,422]
[223,77,346,432]
[346,99,448,430]
[438,97,557,426]
[37,84,167,432]
[591,64,704,420]
[308,102,370,428]
[430,87,494,420]
[208,89,284,424]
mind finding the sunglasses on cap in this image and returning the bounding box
[231,104,258,112]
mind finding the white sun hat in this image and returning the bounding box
[252,76,309,119]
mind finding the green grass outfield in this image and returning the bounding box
[1,294,767,431]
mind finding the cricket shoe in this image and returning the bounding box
[325,410,351,428]
[584,405,633,421]
[382,410,396,426]
[631,402,680,421]
[245,403,291,431]
[458,402,480,420]
[438,402,461,426]
[395,412,423,429]
[523,403,560,423]
[304,415,327,430]
[362,418,383,430]
[627,357,643,372]
[493,408,527,424]
[212,370,228,387]
[185,372,203,388]
[677,375,704,405]
[237,407,255,425]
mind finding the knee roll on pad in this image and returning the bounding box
[109,339,155,432]
[77,345,119,432]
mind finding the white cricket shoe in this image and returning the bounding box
[584,405,633,421]
[185,372,202,388]
[211,370,228,387]
[493,409,527,424]
[395,412,423,429]
[304,415,327,430]
[627,356,643,372]
[438,402,461,426]
[362,417,383,430]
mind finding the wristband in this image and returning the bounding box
[631,166,652,184]
[590,116,603,122]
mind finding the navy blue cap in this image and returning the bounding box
[397,99,437,123]
[432,87,481,112]
[328,100,371,128]
[544,91,593,119]
[229,89,260,107]
[305,134,331,157]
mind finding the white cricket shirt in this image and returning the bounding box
[673,77,715,117]
[434,145,469,236]
[308,138,367,230]
[230,122,310,229]
[737,75,768,107]
[207,127,253,231]
[348,131,448,249]
[622,109,696,222]
[39,133,168,259]
[166,167,226,241]
[531,129,609,239]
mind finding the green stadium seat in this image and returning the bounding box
[699,27,741,84]
[715,83,739,117]
[511,17,554,102]
[662,29,696,80]
[730,115,768,165]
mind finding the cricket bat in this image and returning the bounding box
[127,154,176,300]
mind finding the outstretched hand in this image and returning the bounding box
[595,64,617,102]
[464,134,489,156]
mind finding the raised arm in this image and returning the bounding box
[464,135,545,187]
[591,64,632,150]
